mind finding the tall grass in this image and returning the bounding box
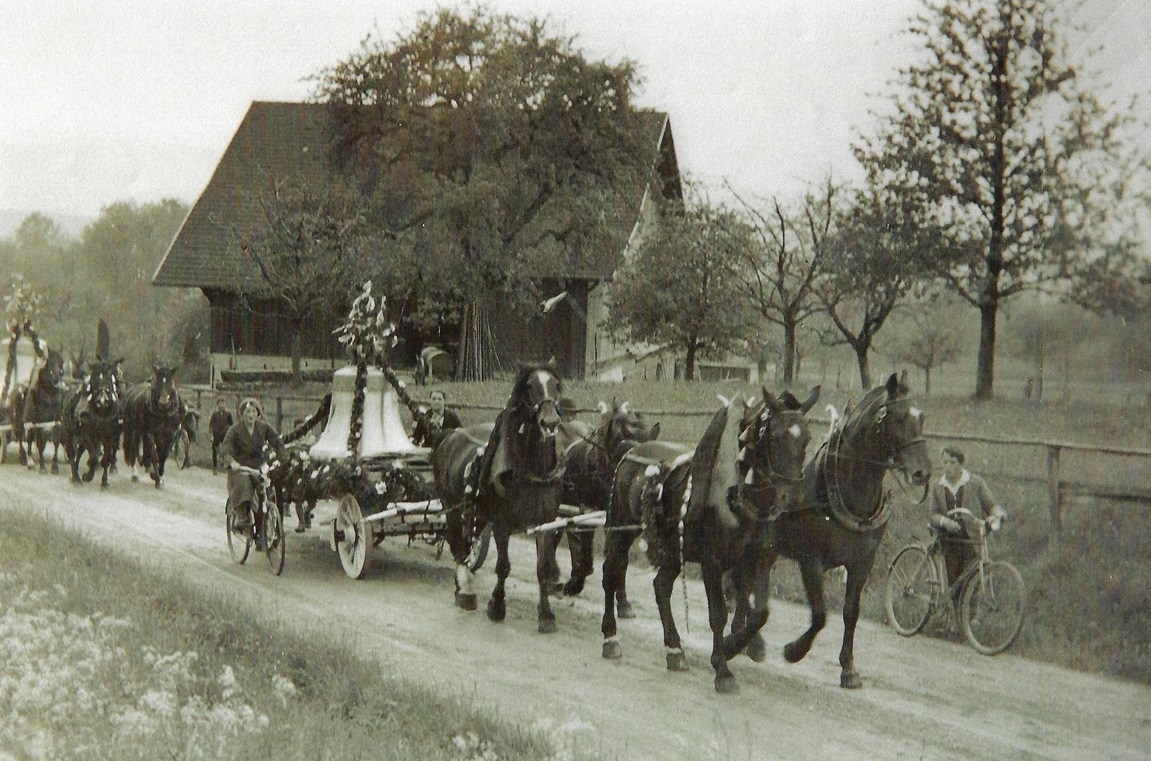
[0,504,593,761]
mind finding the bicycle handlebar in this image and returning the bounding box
[946,506,1004,532]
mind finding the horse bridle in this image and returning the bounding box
[745,402,805,490]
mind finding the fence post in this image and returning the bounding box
[1046,444,1062,542]
[275,396,284,432]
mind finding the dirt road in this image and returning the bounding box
[4,464,1150,761]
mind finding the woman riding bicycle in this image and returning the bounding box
[930,446,1006,604]
[221,398,286,544]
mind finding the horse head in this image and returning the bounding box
[597,397,660,462]
[743,385,820,512]
[512,361,562,439]
[870,371,931,488]
[85,359,121,415]
[39,348,66,392]
[150,364,178,413]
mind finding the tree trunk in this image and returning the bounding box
[974,299,998,400]
[854,345,871,390]
[924,366,932,398]
[782,319,797,385]
[290,320,303,387]
[684,341,697,382]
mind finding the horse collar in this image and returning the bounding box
[821,425,891,533]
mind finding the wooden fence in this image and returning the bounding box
[187,385,1151,542]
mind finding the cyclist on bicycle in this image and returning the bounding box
[221,398,286,546]
[930,445,1006,604]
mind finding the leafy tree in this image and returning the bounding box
[855,0,1150,399]
[76,200,191,375]
[729,187,830,386]
[886,297,963,398]
[815,180,935,389]
[315,6,649,379]
[608,199,747,380]
[242,175,371,384]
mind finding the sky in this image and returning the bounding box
[1,0,1148,234]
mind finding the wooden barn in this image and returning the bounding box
[152,101,683,384]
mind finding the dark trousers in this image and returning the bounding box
[212,436,226,470]
[941,536,976,604]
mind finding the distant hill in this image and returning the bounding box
[0,209,92,240]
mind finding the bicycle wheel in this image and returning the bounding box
[962,560,1025,655]
[885,545,938,636]
[262,496,286,576]
[226,499,251,564]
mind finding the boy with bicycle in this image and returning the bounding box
[931,446,1006,604]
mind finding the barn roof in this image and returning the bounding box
[153,101,681,291]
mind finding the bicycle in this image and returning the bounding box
[884,507,1025,655]
[225,464,285,575]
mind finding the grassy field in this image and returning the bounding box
[201,366,1151,685]
[0,505,588,761]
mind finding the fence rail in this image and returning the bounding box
[186,384,1151,541]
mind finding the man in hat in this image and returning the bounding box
[557,397,591,449]
[209,396,233,474]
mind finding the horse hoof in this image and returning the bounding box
[455,592,477,611]
[666,651,689,672]
[486,599,506,623]
[100,483,109,490]
[783,642,806,664]
[51,465,59,475]
[715,675,740,694]
[602,641,622,660]
[538,618,557,634]
[746,636,767,663]
[82,473,94,483]
[841,671,863,689]
[561,579,585,597]
[131,475,139,483]
[617,600,636,619]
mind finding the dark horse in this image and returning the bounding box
[734,371,930,689]
[9,346,66,473]
[61,360,123,487]
[122,365,184,487]
[435,362,565,633]
[601,388,819,693]
[547,398,661,599]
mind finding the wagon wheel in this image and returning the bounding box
[225,498,251,564]
[335,493,373,579]
[465,523,492,572]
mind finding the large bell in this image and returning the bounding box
[309,366,424,460]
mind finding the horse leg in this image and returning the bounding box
[100,442,113,488]
[35,433,48,473]
[601,528,636,659]
[654,557,688,673]
[535,532,558,633]
[703,560,739,693]
[49,432,60,475]
[725,546,774,663]
[541,529,563,595]
[485,523,511,623]
[839,563,872,689]
[562,527,595,597]
[783,559,827,665]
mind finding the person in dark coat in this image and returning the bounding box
[221,398,286,539]
[209,397,234,474]
[412,389,462,449]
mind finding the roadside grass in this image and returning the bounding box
[201,374,1151,685]
[0,503,599,761]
